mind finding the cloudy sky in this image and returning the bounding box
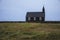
[0,0,60,21]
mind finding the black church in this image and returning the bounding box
[26,6,45,22]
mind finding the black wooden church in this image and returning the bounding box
[26,6,45,22]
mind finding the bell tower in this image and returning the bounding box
[42,6,45,21]
[42,6,45,13]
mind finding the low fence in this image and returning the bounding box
[0,21,60,23]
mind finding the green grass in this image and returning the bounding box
[0,23,60,40]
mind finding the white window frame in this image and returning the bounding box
[34,17,36,21]
[28,17,30,21]
[39,17,42,20]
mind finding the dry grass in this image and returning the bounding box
[0,23,60,40]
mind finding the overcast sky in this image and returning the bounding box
[0,0,60,21]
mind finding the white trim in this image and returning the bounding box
[34,17,36,21]
[28,17,30,21]
[39,17,42,20]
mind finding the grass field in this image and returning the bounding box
[0,23,60,40]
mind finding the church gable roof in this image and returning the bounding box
[26,12,45,17]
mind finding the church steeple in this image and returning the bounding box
[42,6,45,13]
